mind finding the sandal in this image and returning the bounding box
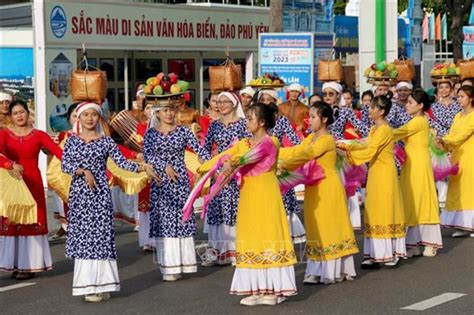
[10,271,18,279]
[16,272,35,280]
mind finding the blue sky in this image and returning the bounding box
[0,48,34,77]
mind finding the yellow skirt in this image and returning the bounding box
[236,171,296,269]
[0,168,37,225]
[304,169,359,261]
[364,163,405,239]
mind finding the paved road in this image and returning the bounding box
[1,197,473,314]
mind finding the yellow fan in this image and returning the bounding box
[185,150,210,193]
[0,168,37,224]
[107,159,149,195]
[184,150,202,174]
[47,155,72,202]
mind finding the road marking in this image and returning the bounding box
[0,282,36,292]
[401,293,467,311]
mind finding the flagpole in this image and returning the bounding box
[375,0,385,63]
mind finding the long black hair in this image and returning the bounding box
[310,101,334,126]
[459,85,474,108]
[410,88,431,112]
[247,102,277,130]
[371,91,393,118]
[8,100,29,114]
[361,90,374,101]
[67,103,79,121]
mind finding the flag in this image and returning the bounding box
[435,13,441,40]
[422,14,429,41]
[441,13,448,40]
[429,13,435,41]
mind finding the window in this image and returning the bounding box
[99,58,115,81]
[135,59,163,81]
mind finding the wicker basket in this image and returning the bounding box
[458,59,474,80]
[209,59,242,93]
[70,61,107,103]
[431,74,459,86]
[394,58,415,81]
[318,60,344,82]
[367,76,397,86]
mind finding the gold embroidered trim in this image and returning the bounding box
[364,223,406,236]
[307,238,358,258]
[236,250,296,265]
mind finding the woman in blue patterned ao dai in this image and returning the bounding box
[144,101,210,282]
[387,82,413,129]
[258,89,306,244]
[360,83,412,131]
[429,81,462,209]
[429,81,462,137]
[322,82,370,139]
[62,102,156,302]
[202,91,248,266]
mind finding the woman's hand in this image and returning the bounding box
[143,164,160,183]
[335,141,346,150]
[435,138,446,151]
[336,148,347,157]
[220,161,234,178]
[165,164,178,182]
[12,162,24,174]
[72,167,95,189]
[83,170,97,190]
[135,153,144,163]
[8,162,24,179]
[8,169,22,180]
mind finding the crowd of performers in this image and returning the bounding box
[0,75,473,306]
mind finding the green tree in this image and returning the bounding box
[405,0,471,61]
[333,0,349,15]
[447,0,472,61]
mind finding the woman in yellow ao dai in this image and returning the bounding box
[393,88,442,258]
[279,102,358,284]
[438,86,474,237]
[198,103,296,307]
[338,94,406,268]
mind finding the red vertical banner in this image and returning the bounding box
[435,13,441,41]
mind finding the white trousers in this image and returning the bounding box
[72,259,120,296]
[155,237,197,275]
[0,235,52,272]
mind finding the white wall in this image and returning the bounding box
[358,0,398,94]
[0,29,33,47]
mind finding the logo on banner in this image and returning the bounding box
[50,6,67,39]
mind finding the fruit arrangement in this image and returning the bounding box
[248,73,285,87]
[430,63,460,85]
[430,63,460,77]
[143,72,190,97]
[364,61,398,83]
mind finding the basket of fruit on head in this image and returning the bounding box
[143,72,190,99]
[247,73,285,88]
[364,61,398,85]
[430,63,460,85]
